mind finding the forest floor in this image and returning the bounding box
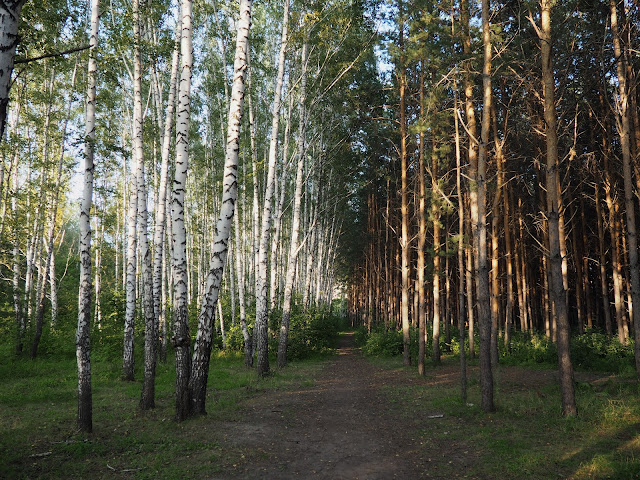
[4,333,640,479]
[208,333,637,479]
[214,333,441,479]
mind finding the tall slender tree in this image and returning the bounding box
[278,40,309,369]
[609,0,640,378]
[172,0,195,421]
[0,0,26,141]
[188,0,253,415]
[538,0,577,416]
[255,0,290,377]
[76,0,100,434]
[475,0,494,413]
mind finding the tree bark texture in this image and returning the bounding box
[76,0,100,433]
[189,0,252,414]
[540,0,577,416]
[255,0,289,377]
[172,0,195,421]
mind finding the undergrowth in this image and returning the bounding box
[355,325,636,374]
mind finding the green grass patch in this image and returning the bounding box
[0,348,328,480]
[375,354,640,480]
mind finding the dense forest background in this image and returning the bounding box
[1,0,640,433]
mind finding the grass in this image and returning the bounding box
[3,332,640,479]
[375,353,640,480]
[0,348,327,480]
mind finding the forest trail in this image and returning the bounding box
[214,333,474,479]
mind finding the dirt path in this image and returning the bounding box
[214,334,458,479]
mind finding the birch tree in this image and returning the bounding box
[188,0,253,416]
[76,0,100,434]
[122,66,140,383]
[153,11,181,363]
[277,40,308,369]
[255,0,290,377]
[0,0,26,141]
[172,0,195,421]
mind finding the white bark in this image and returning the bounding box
[12,162,22,353]
[76,0,100,433]
[277,41,308,368]
[234,197,251,366]
[172,0,195,421]
[0,0,26,140]
[255,0,290,377]
[33,62,77,354]
[153,13,181,363]
[247,57,260,295]
[123,0,147,382]
[188,0,253,415]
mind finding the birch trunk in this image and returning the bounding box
[123,146,139,379]
[277,41,308,368]
[234,198,252,366]
[188,0,252,414]
[255,0,289,377]
[76,0,100,433]
[132,0,159,409]
[153,12,181,364]
[0,0,25,141]
[12,162,22,353]
[139,160,157,408]
[32,62,77,356]
[247,57,260,295]
[172,0,195,421]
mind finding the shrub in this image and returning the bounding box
[361,327,403,357]
[570,331,634,374]
[264,306,341,361]
[500,331,557,366]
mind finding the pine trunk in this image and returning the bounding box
[609,0,640,376]
[431,145,441,365]
[476,0,494,413]
[454,86,467,401]
[398,0,411,366]
[540,0,576,416]
[417,68,427,376]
